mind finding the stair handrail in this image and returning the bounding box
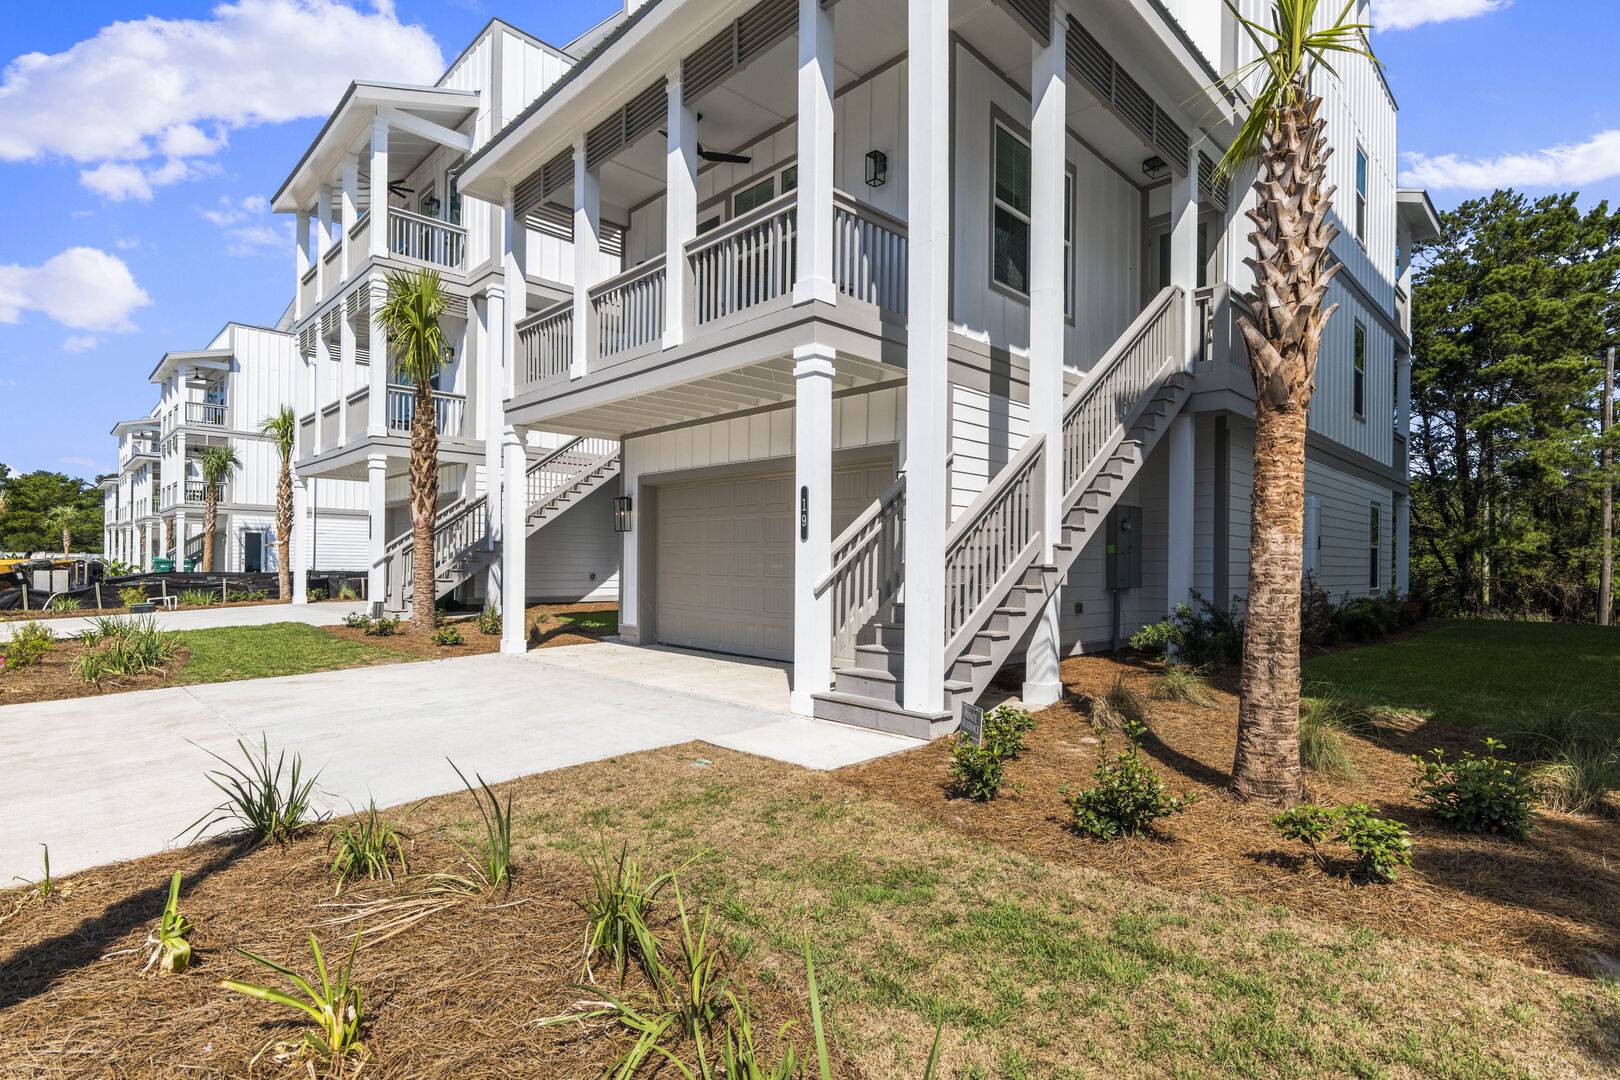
[941,435,1046,662]
[525,437,620,519]
[815,474,906,666]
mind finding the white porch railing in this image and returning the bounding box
[348,212,371,263]
[816,475,906,667]
[688,191,797,326]
[592,261,666,360]
[385,385,466,437]
[943,440,1044,652]
[185,481,224,504]
[185,402,226,427]
[832,191,907,316]
[525,437,620,510]
[298,412,316,457]
[387,208,466,270]
[320,405,341,450]
[517,303,573,385]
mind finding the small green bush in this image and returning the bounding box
[432,624,465,647]
[177,588,218,607]
[1063,739,1193,840]
[227,588,270,602]
[1412,738,1537,838]
[46,595,82,613]
[118,586,148,608]
[1130,595,1244,669]
[342,611,371,630]
[948,736,1007,801]
[363,615,401,637]
[4,622,56,668]
[475,604,502,636]
[983,705,1035,758]
[1152,665,1216,708]
[1274,802,1412,883]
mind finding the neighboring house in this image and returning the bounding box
[443,0,1436,735]
[108,320,369,574]
[98,475,122,562]
[270,16,625,613]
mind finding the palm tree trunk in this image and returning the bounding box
[275,459,293,601]
[409,379,440,628]
[1230,83,1337,804]
[203,495,217,573]
[62,527,70,557]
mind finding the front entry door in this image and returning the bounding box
[243,531,263,573]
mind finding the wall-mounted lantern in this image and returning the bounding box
[1141,156,1169,181]
[613,494,634,533]
[422,195,442,217]
[865,150,888,188]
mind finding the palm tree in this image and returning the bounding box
[43,504,76,556]
[196,446,241,573]
[377,268,452,629]
[261,407,297,601]
[1214,0,1375,803]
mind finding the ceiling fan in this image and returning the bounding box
[387,181,415,200]
[659,114,752,166]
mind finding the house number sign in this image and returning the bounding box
[799,486,808,541]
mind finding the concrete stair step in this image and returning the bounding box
[812,691,955,740]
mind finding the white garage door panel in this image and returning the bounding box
[656,463,892,661]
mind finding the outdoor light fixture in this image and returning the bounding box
[614,494,634,533]
[1141,156,1169,181]
[422,195,442,216]
[865,149,888,187]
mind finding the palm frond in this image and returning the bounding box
[197,445,242,486]
[377,269,451,391]
[260,406,297,461]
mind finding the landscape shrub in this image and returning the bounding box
[342,611,371,630]
[45,595,81,613]
[475,604,502,636]
[176,588,218,607]
[1063,735,1193,839]
[74,616,177,682]
[982,705,1035,758]
[118,585,148,608]
[4,622,56,668]
[189,734,323,845]
[1512,704,1620,816]
[1089,676,1147,736]
[326,802,408,892]
[1412,738,1537,838]
[948,735,1007,801]
[363,615,401,637]
[1151,665,1216,708]
[227,587,270,602]
[1129,595,1244,669]
[1273,802,1413,883]
[431,624,465,647]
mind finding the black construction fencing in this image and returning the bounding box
[0,571,369,613]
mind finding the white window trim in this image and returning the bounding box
[1354,144,1369,249]
[990,114,1032,300]
[1352,320,1367,422]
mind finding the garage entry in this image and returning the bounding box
[655,461,894,661]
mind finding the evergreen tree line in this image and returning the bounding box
[0,464,106,554]
[1410,189,1619,621]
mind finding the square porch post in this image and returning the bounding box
[1165,144,1201,614]
[572,137,601,379]
[664,67,697,349]
[175,514,189,572]
[901,0,950,714]
[292,474,310,603]
[791,343,836,714]
[793,0,836,306]
[294,211,311,320]
[315,183,334,301]
[1023,11,1068,707]
[340,152,360,280]
[500,424,530,655]
[369,116,389,259]
[480,284,507,605]
[365,454,388,608]
[367,272,388,436]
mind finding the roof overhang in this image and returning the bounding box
[1398,188,1444,244]
[148,348,233,385]
[272,82,480,213]
[110,417,160,436]
[97,476,118,490]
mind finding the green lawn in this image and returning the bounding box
[173,622,399,684]
[547,608,618,635]
[1303,619,1620,739]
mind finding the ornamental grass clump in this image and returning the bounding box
[1273,802,1413,883]
[1151,665,1217,708]
[580,841,678,984]
[74,615,177,683]
[221,931,366,1062]
[4,621,55,668]
[326,802,409,894]
[1298,685,1375,780]
[45,595,81,613]
[1063,732,1193,840]
[1412,738,1537,838]
[143,872,194,973]
[1089,676,1147,736]
[1513,703,1620,816]
[118,585,149,608]
[177,588,218,607]
[188,735,324,845]
[437,761,512,893]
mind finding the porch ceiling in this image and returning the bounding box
[536,353,897,440]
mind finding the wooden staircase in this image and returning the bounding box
[812,287,1190,738]
[377,437,620,612]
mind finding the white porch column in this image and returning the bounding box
[500,425,530,654]
[175,514,189,572]
[572,138,601,379]
[315,183,334,300]
[791,343,836,714]
[367,272,388,436]
[294,211,311,320]
[340,152,360,280]
[481,285,508,604]
[502,187,528,385]
[1395,492,1410,595]
[292,474,310,604]
[339,300,357,443]
[664,68,698,348]
[901,0,950,715]
[1022,12,1068,707]
[793,0,836,306]
[369,117,389,259]
[1169,146,1201,371]
[365,454,389,608]
[1165,144,1199,616]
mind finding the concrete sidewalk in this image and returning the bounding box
[0,649,919,881]
[0,600,367,641]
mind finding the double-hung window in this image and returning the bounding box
[1355,145,1368,247]
[1352,320,1367,420]
[1369,503,1381,591]
[992,120,1032,295]
[732,175,776,217]
[1063,169,1075,319]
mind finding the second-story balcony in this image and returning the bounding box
[185,402,227,427]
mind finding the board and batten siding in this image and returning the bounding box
[1304,456,1392,599]
[525,479,621,602]
[949,384,1028,522]
[1058,450,1171,649]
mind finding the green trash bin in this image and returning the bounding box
[152,557,175,573]
[184,557,201,572]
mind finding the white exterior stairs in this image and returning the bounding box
[377,437,620,612]
[812,286,1191,739]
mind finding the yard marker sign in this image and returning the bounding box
[959,701,985,746]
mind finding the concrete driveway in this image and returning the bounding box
[0,600,367,641]
[0,646,918,881]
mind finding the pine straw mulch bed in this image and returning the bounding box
[837,653,1620,980]
[0,645,191,705]
[0,819,843,1080]
[1,598,287,622]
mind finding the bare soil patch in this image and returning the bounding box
[838,653,1620,978]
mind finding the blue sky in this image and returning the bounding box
[1,0,1615,480]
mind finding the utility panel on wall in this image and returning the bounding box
[1105,505,1143,591]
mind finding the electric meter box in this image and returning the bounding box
[1105,505,1143,590]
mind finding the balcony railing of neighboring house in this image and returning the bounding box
[159,484,177,510]
[349,210,371,261]
[320,403,341,450]
[592,260,666,363]
[831,191,908,316]
[322,240,344,285]
[387,208,466,271]
[185,401,227,427]
[185,481,224,504]
[298,411,317,457]
[300,264,318,314]
[517,303,573,385]
[688,191,798,326]
[346,386,371,436]
[385,385,466,438]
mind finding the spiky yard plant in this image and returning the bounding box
[261,406,297,601]
[195,445,241,573]
[580,841,680,984]
[377,268,452,631]
[221,931,365,1061]
[45,594,81,613]
[1215,0,1377,803]
[188,735,324,845]
[14,844,55,900]
[143,871,194,974]
[438,760,512,893]
[326,802,409,894]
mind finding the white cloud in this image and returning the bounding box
[0,1,443,199]
[61,335,99,353]
[1401,130,1620,191]
[1371,0,1509,30]
[60,456,100,470]
[199,194,289,255]
[0,248,150,332]
[114,237,140,251]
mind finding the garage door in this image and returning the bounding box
[655,462,893,661]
